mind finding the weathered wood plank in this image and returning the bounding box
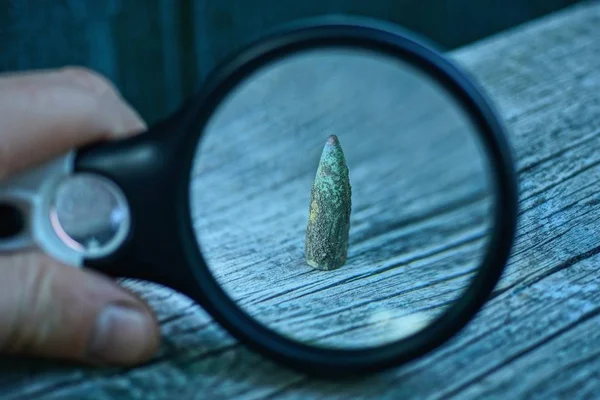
[2,1,600,399]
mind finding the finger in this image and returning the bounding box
[0,67,147,180]
[0,251,160,365]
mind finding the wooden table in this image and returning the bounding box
[2,1,600,398]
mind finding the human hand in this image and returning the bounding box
[0,67,160,366]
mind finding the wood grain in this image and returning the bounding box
[2,1,600,399]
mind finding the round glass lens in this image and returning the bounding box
[190,48,494,349]
[50,174,130,256]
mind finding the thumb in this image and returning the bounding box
[0,251,160,365]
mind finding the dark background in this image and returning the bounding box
[0,0,581,124]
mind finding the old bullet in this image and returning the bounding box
[305,135,352,271]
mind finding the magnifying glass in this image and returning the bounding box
[0,17,518,377]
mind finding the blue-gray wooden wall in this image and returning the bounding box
[0,0,580,124]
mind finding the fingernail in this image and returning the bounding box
[102,99,147,138]
[88,304,157,365]
[118,105,147,137]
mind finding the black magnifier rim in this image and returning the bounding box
[177,17,518,377]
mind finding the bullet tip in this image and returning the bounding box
[327,135,339,145]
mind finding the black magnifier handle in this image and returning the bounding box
[74,100,206,298]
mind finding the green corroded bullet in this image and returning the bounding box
[305,135,352,271]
